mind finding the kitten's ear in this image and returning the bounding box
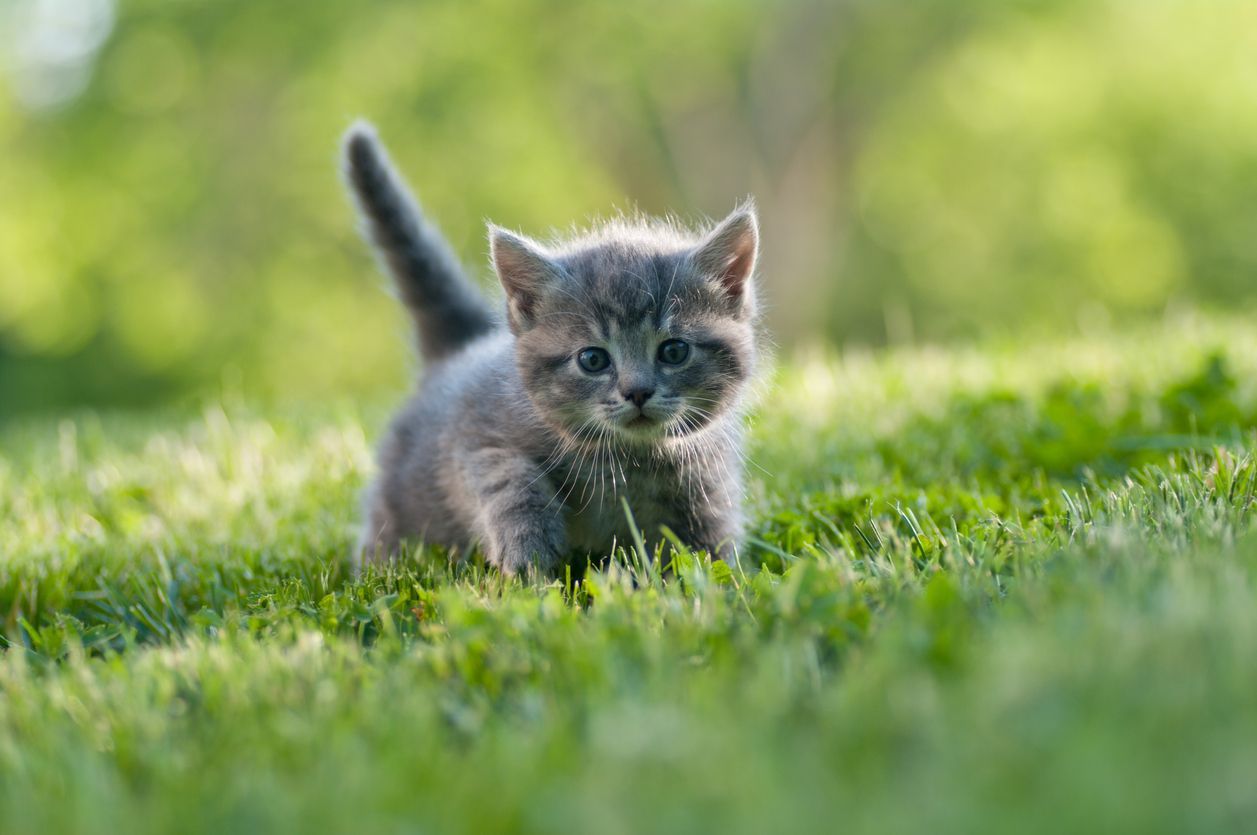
[489,226,563,330]
[693,204,759,314]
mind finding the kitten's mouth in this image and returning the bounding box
[611,411,668,441]
[606,405,677,441]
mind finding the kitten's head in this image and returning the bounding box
[490,205,760,447]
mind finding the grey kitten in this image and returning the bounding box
[342,122,760,576]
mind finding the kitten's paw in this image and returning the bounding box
[488,529,566,578]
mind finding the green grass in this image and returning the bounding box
[3,314,1257,834]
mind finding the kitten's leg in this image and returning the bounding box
[462,448,566,576]
[676,469,745,566]
[678,511,744,565]
[356,482,400,569]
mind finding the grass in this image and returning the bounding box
[2,313,1257,834]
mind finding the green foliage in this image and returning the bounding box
[2,317,1256,832]
[849,0,1257,340]
[3,0,1257,411]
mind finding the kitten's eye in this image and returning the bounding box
[576,347,612,373]
[657,339,690,365]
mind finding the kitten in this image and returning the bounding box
[342,122,760,576]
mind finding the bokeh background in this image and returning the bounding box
[2,0,1255,414]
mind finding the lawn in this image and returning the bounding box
[2,314,1256,834]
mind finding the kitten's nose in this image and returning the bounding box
[622,387,655,408]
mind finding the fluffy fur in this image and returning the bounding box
[343,122,761,575]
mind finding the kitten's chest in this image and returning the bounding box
[555,455,685,553]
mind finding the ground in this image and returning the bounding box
[2,314,1256,834]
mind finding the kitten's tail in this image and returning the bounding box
[342,121,496,362]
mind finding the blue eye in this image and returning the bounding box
[577,347,612,373]
[657,339,690,365]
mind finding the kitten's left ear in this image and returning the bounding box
[693,203,759,314]
[490,225,565,332]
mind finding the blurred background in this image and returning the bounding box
[1,0,1255,414]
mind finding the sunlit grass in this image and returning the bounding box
[2,315,1256,834]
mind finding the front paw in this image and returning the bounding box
[488,527,565,577]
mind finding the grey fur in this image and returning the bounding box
[343,123,761,576]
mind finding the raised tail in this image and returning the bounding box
[342,121,496,361]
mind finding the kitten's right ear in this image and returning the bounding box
[489,226,564,331]
[692,203,759,317]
